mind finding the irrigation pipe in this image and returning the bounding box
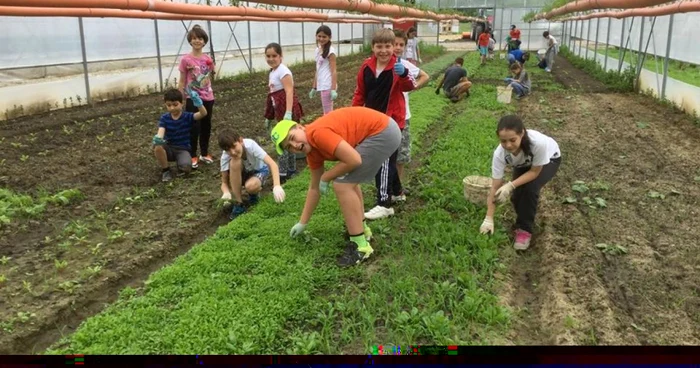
[558,1,700,21]
[534,0,676,20]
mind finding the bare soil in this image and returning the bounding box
[500,54,700,345]
[0,53,369,354]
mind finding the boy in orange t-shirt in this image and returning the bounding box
[478,30,491,65]
[270,106,401,267]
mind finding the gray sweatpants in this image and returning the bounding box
[335,119,401,184]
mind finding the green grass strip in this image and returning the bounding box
[44,54,462,355]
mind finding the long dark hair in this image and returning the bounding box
[265,42,283,56]
[316,25,332,59]
[497,115,532,158]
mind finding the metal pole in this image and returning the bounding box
[604,18,611,71]
[527,21,531,51]
[351,23,354,54]
[636,17,646,84]
[337,22,341,57]
[78,17,91,105]
[573,19,579,55]
[154,19,163,92]
[661,14,674,100]
[585,19,591,60]
[207,20,215,66]
[618,17,628,72]
[436,0,441,45]
[247,2,252,72]
[302,22,306,62]
[568,19,573,49]
[593,18,600,62]
[226,22,250,72]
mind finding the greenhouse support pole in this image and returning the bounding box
[154,19,163,92]
[351,24,354,53]
[585,19,591,60]
[527,21,531,51]
[207,20,215,66]
[78,17,91,105]
[337,22,341,57]
[302,22,306,62]
[618,17,628,73]
[578,19,584,56]
[661,14,674,100]
[604,17,611,71]
[277,21,281,45]
[569,19,573,49]
[593,17,600,62]
[635,17,646,86]
[436,0,441,45]
[562,20,567,50]
[573,19,578,53]
[247,2,252,73]
[226,22,250,72]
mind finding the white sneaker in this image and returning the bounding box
[391,194,406,202]
[364,205,395,220]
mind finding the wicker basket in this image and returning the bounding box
[463,175,492,205]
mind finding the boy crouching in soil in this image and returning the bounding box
[271,106,401,267]
[218,130,286,220]
[152,88,207,182]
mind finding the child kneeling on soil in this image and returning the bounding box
[504,62,531,99]
[271,106,401,267]
[480,115,562,250]
[152,88,208,182]
[218,130,286,220]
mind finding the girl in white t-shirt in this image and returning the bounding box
[480,115,562,250]
[263,43,303,179]
[309,25,337,115]
[218,130,286,220]
[403,27,421,66]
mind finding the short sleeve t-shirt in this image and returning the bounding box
[220,139,269,173]
[305,107,390,170]
[478,33,491,47]
[403,38,418,59]
[178,54,215,101]
[491,129,561,180]
[315,45,336,91]
[510,29,521,40]
[442,65,467,92]
[158,112,195,149]
[400,58,421,120]
[509,49,525,63]
[269,64,293,93]
[516,70,531,90]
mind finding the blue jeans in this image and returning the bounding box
[509,82,528,97]
[506,53,516,64]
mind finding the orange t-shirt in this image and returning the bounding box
[305,106,390,170]
[478,33,490,47]
[510,29,521,40]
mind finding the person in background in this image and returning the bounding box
[435,57,471,102]
[504,61,531,99]
[543,31,558,73]
[178,24,216,169]
[152,88,208,182]
[507,48,530,66]
[393,29,430,200]
[263,42,304,181]
[478,29,491,65]
[309,25,338,115]
[509,24,522,51]
[479,115,562,251]
[403,27,422,66]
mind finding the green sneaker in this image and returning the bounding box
[337,242,374,267]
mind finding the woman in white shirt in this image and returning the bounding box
[480,115,562,250]
[309,25,338,115]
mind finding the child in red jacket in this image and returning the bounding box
[352,28,416,220]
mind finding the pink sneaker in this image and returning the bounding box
[514,229,532,250]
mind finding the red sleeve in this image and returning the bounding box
[352,64,366,107]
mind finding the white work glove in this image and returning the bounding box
[290,222,307,238]
[221,192,232,201]
[495,181,515,203]
[273,185,286,203]
[480,216,494,235]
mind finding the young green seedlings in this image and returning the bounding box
[108,230,128,243]
[0,256,10,265]
[595,243,627,256]
[54,259,68,272]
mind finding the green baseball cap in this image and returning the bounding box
[270,120,297,155]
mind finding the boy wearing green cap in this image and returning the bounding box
[270,106,401,267]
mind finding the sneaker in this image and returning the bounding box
[514,229,532,250]
[229,204,246,220]
[191,157,199,169]
[545,68,552,73]
[337,241,374,267]
[248,194,259,206]
[364,205,395,220]
[392,194,406,202]
[161,170,173,182]
[199,155,214,164]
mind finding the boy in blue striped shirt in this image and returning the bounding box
[152,88,208,182]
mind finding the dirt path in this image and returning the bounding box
[0,54,369,354]
[503,55,700,345]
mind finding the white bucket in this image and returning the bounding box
[499,52,506,60]
[497,86,513,104]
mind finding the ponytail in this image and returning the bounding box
[322,40,332,59]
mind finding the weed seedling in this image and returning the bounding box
[0,256,10,265]
[595,243,627,255]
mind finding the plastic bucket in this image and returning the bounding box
[497,86,513,104]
